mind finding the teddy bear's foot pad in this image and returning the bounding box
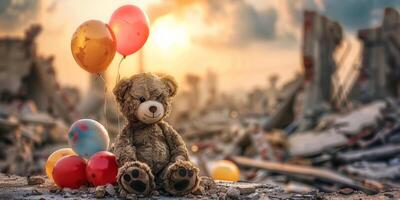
[118,162,154,196]
[164,161,200,195]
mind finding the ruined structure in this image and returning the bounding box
[301,11,343,116]
[0,25,79,123]
[350,8,400,102]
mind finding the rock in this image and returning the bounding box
[152,190,160,196]
[247,193,261,199]
[27,176,45,185]
[88,187,96,193]
[105,184,116,196]
[31,189,42,195]
[237,185,256,195]
[226,187,240,199]
[126,194,137,200]
[363,179,384,191]
[95,185,106,198]
[338,188,354,195]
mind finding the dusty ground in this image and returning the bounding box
[0,173,399,200]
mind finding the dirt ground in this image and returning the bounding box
[1,173,399,200]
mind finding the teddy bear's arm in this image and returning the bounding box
[113,127,137,166]
[159,122,189,162]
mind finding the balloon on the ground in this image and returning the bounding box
[68,119,110,158]
[45,148,76,181]
[86,151,118,186]
[71,20,116,74]
[109,5,149,56]
[52,155,87,189]
[211,160,240,181]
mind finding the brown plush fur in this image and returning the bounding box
[112,73,200,196]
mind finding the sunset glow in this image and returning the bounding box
[151,15,190,51]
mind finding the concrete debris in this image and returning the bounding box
[95,185,106,198]
[27,175,45,185]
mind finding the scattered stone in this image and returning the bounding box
[152,190,160,196]
[384,193,394,198]
[339,188,354,195]
[363,179,384,191]
[27,176,45,185]
[236,185,256,195]
[88,187,96,193]
[226,187,241,199]
[95,185,106,198]
[31,189,42,195]
[49,186,59,193]
[247,192,261,199]
[119,189,128,198]
[105,184,116,196]
[126,194,137,200]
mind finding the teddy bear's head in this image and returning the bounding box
[113,73,177,124]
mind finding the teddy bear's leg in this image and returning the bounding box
[117,161,155,196]
[162,160,200,196]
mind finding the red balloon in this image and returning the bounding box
[52,155,87,189]
[109,5,150,56]
[86,151,118,186]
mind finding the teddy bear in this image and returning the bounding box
[112,73,200,196]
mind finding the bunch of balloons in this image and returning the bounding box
[45,119,118,189]
[71,4,149,74]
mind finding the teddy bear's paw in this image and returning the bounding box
[118,161,155,196]
[164,160,200,196]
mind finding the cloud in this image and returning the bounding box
[148,0,278,47]
[323,0,400,30]
[0,0,41,33]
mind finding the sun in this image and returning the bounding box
[151,15,190,51]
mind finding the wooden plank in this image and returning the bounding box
[231,156,377,194]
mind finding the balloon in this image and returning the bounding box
[52,155,87,189]
[211,160,240,181]
[45,148,76,181]
[109,5,150,56]
[68,119,110,158]
[86,151,118,186]
[71,20,116,74]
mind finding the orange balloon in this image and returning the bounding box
[45,148,76,181]
[71,20,116,74]
[211,160,240,181]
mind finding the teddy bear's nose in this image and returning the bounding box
[149,106,157,113]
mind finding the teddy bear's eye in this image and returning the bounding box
[139,96,146,103]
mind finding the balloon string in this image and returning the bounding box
[116,56,126,85]
[98,73,109,130]
[115,55,126,135]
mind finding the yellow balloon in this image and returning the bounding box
[45,148,76,181]
[71,20,116,74]
[211,160,240,181]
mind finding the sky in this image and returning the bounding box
[0,0,399,93]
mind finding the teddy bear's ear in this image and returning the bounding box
[113,79,132,102]
[161,75,178,97]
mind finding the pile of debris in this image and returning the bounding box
[173,7,400,197]
[0,25,77,176]
[1,173,399,199]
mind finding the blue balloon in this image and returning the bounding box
[68,119,109,158]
